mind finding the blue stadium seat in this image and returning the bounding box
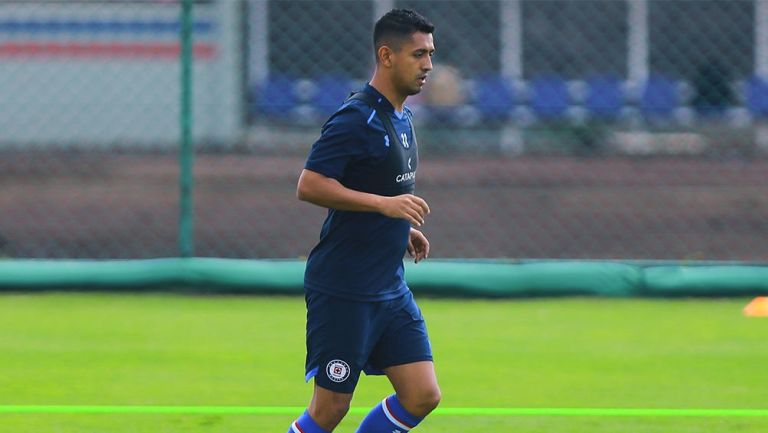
[640,75,678,119]
[745,75,768,118]
[530,75,569,119]
[252,74,298,119]
[472,74,516,122]
[585,74,623,119]
[312,74,355,116]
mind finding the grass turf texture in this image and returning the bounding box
[0,294,766,432]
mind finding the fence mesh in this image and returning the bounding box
[2,0,768,261]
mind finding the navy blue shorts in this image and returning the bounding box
[304,290,433,393]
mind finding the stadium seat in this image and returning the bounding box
[745,75,768,118]
[585,74,624,119]
[312,74,356,116]
[640,74,678,119]
[252,74,298,119]
[471,74,516,122]
[529,75,569,120]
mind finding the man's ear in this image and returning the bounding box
[378,45,394,68]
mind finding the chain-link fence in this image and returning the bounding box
[2,0,768,261]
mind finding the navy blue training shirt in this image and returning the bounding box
[303,84,419,302]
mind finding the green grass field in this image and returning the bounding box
[0,293,766,432]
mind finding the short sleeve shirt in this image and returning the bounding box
[303,84,419,301]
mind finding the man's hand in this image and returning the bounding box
[380,194,430,227]
[408,228,430,263]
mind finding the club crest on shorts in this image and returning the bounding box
[326,359,350,382]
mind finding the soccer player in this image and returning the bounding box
[288,8,440,433]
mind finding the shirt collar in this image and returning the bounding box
[363,83,397,113]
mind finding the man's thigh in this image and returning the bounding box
[367,291,433,373]
[383,360,439,398]
[305,291,380,393]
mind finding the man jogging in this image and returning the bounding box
[289,8,440,433]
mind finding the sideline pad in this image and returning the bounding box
[0,258,767,297]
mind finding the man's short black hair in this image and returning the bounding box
[373,8,434,55]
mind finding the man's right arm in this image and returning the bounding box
[297,168,429,227]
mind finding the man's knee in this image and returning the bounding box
[311,403,349,425]
[325,398,352,420]
[420,386,442,412]
[401,385,441,417]
[309,391,353,427]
